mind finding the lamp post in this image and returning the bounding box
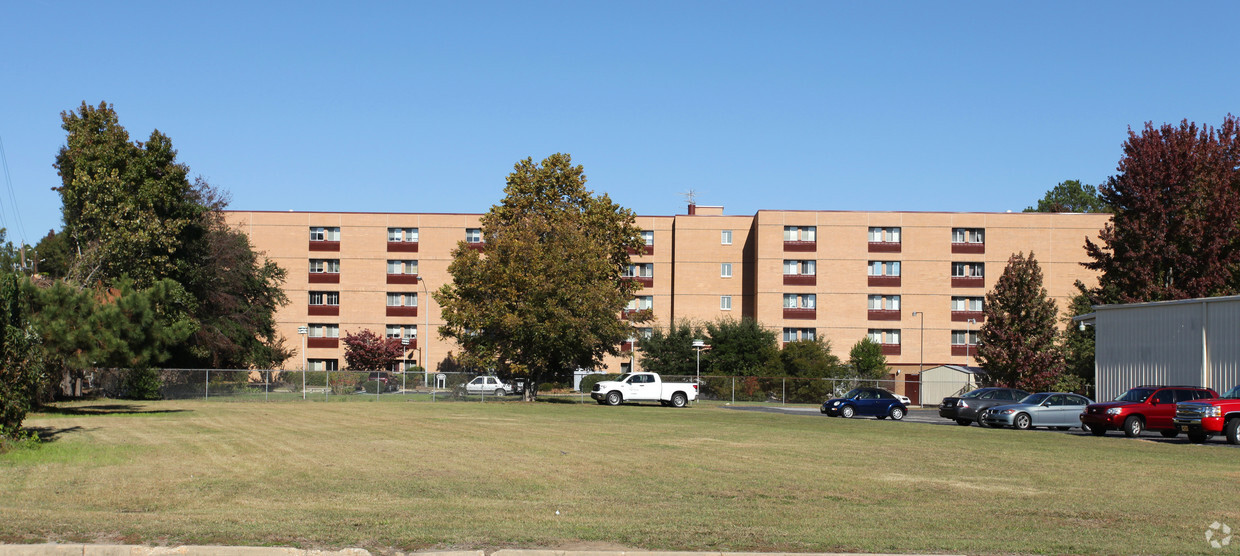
[418,278,431,387]
[911,311,924,374]
[627,336,637,373]
[692,339,706,401]
[298,326,308,400]
[401,337,410,393]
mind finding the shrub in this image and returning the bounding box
[578,374,621,393]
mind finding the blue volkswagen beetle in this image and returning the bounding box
[821,387,908,420]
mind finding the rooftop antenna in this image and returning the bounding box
[680,189,700,206]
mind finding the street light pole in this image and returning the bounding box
[692,339,705,402]
[627,336,637,373]
[401,337,411,393]
[419,278,430,388]
[298,326,308,400]
[965,318,976,365]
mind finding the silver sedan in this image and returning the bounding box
[981,392,1094,430]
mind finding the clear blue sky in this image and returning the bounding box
[3,1,1238,246]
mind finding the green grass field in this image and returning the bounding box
[1,400,1236,555]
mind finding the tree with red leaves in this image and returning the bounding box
[342,329,405,371]
[976,252,1066,392]
[1085,115,1240,303]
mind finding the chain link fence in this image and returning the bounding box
[50,368,983,407]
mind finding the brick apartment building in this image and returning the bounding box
[223,206,1108,377]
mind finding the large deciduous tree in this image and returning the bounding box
[51,101,289,372]
[1024,180,1111,213]
[342,329,404,371]
[434,154,646,399]
[976,252,1065,391]
[1084,116,1240,303]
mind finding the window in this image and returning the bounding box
[868,227,901,242]
[466,228,484,243]
[720,296,732,310]
[309,227,340,241]
[952,228,984,244]
[721,230,733,245]
[721,263,733,278]
[307,359,338,371]
[783,226,816,241]
[783,293,816,308]
[952,262,984,278]
[386,293,418,307]
[641,230,654,246]
[388,227,418,242]
[638,327,653,339]
[951,296,984,311]
[783,260,816,276]
[308,324,339,338]
[309,291,339,306]
[951,330,979,345]
[626,296,653,311]
[868,261,900,276]
[308,259,340,273]
[385,325,417,339]
[868,295,901,310]
[387,260,418,275]
[782,328,815,342]
[623,263,654,278]
[868,329,901,344]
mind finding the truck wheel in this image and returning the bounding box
[1188,430,1211,443]
[1226,419,1240,445]
[840,405,855,419]
[1159,429,1178,438]
[605,391,622,406]
[670,392,687,408]
[889,407,905,421]
[1123,416,1144,437]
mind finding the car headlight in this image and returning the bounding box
[1106,408,1122,415]
[832,401,839,406]
[1000,409,1016,415]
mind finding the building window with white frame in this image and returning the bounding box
[307,359,339,371]
[783,226,816,241]
[783,328,816,342]
[387,260,418,275]
[385,325,417,339]
[466,228,485,243]
[388,227,418,242]
[309,259,340,274]
[783,260,816,276]
[951,262,984,278]
[641,230,654,246]
[386,292,418,307]
[868,227,901,243]
[868,261,900,276]
[626,296,654,311]
[868,295,900,310]
[720,296,732,310]
[783,293,816,308]
[623,263,654,278]
[952,228,984,244]
[308,323,339,338]
[951,330,979,346]
[721,230,733,245]
[721,263,733,278]
[309,291,339,306]
[309,227,340,241]
[868,329,900,345]
[951,296,984,312]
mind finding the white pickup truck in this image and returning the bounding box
[590,372,699,407]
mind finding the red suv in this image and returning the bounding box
[1081,385,1217,438]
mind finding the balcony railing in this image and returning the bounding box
[952,242,985,254]
[308,273,340,284]
[867,309,901,321]
[952,276,985,288]
[308,305,339,316]
[868,275,902,287]
[387,241,418,253]
[783,307,816,320]
[386,274,419,285]
[868,242,901,253]
[783,241,816,252]
[307,337,339,349]
[783,274,816,286]
[951,311,985,322]
[309,240,340,252]
[386,306,418,317]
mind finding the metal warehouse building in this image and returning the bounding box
[1079,295,1240,401]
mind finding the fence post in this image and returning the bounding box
[731,376,735,405]
[204,369,209,400]
[782,378,786,405]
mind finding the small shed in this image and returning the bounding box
[918,365,986,406]
[1075,294,1240,401]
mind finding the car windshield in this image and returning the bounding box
[961,389,987,399]
[1224,386,1240,400]
[1116,388,1154,403]
[1018,393,1050,405]
[842,388,864,399]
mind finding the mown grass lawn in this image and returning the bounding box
[1,399,1236,555]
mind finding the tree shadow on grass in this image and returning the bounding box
[25,425,86,442]
[36,404,191,417]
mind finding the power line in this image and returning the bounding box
[0,134,28,245]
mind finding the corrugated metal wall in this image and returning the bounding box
[1206,301,1240,393]
[1096,302,1203,401]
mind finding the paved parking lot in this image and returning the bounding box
[722,404,1238,446]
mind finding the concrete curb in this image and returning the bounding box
[0,547,947,556]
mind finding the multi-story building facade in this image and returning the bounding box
[224,206,1108,378]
